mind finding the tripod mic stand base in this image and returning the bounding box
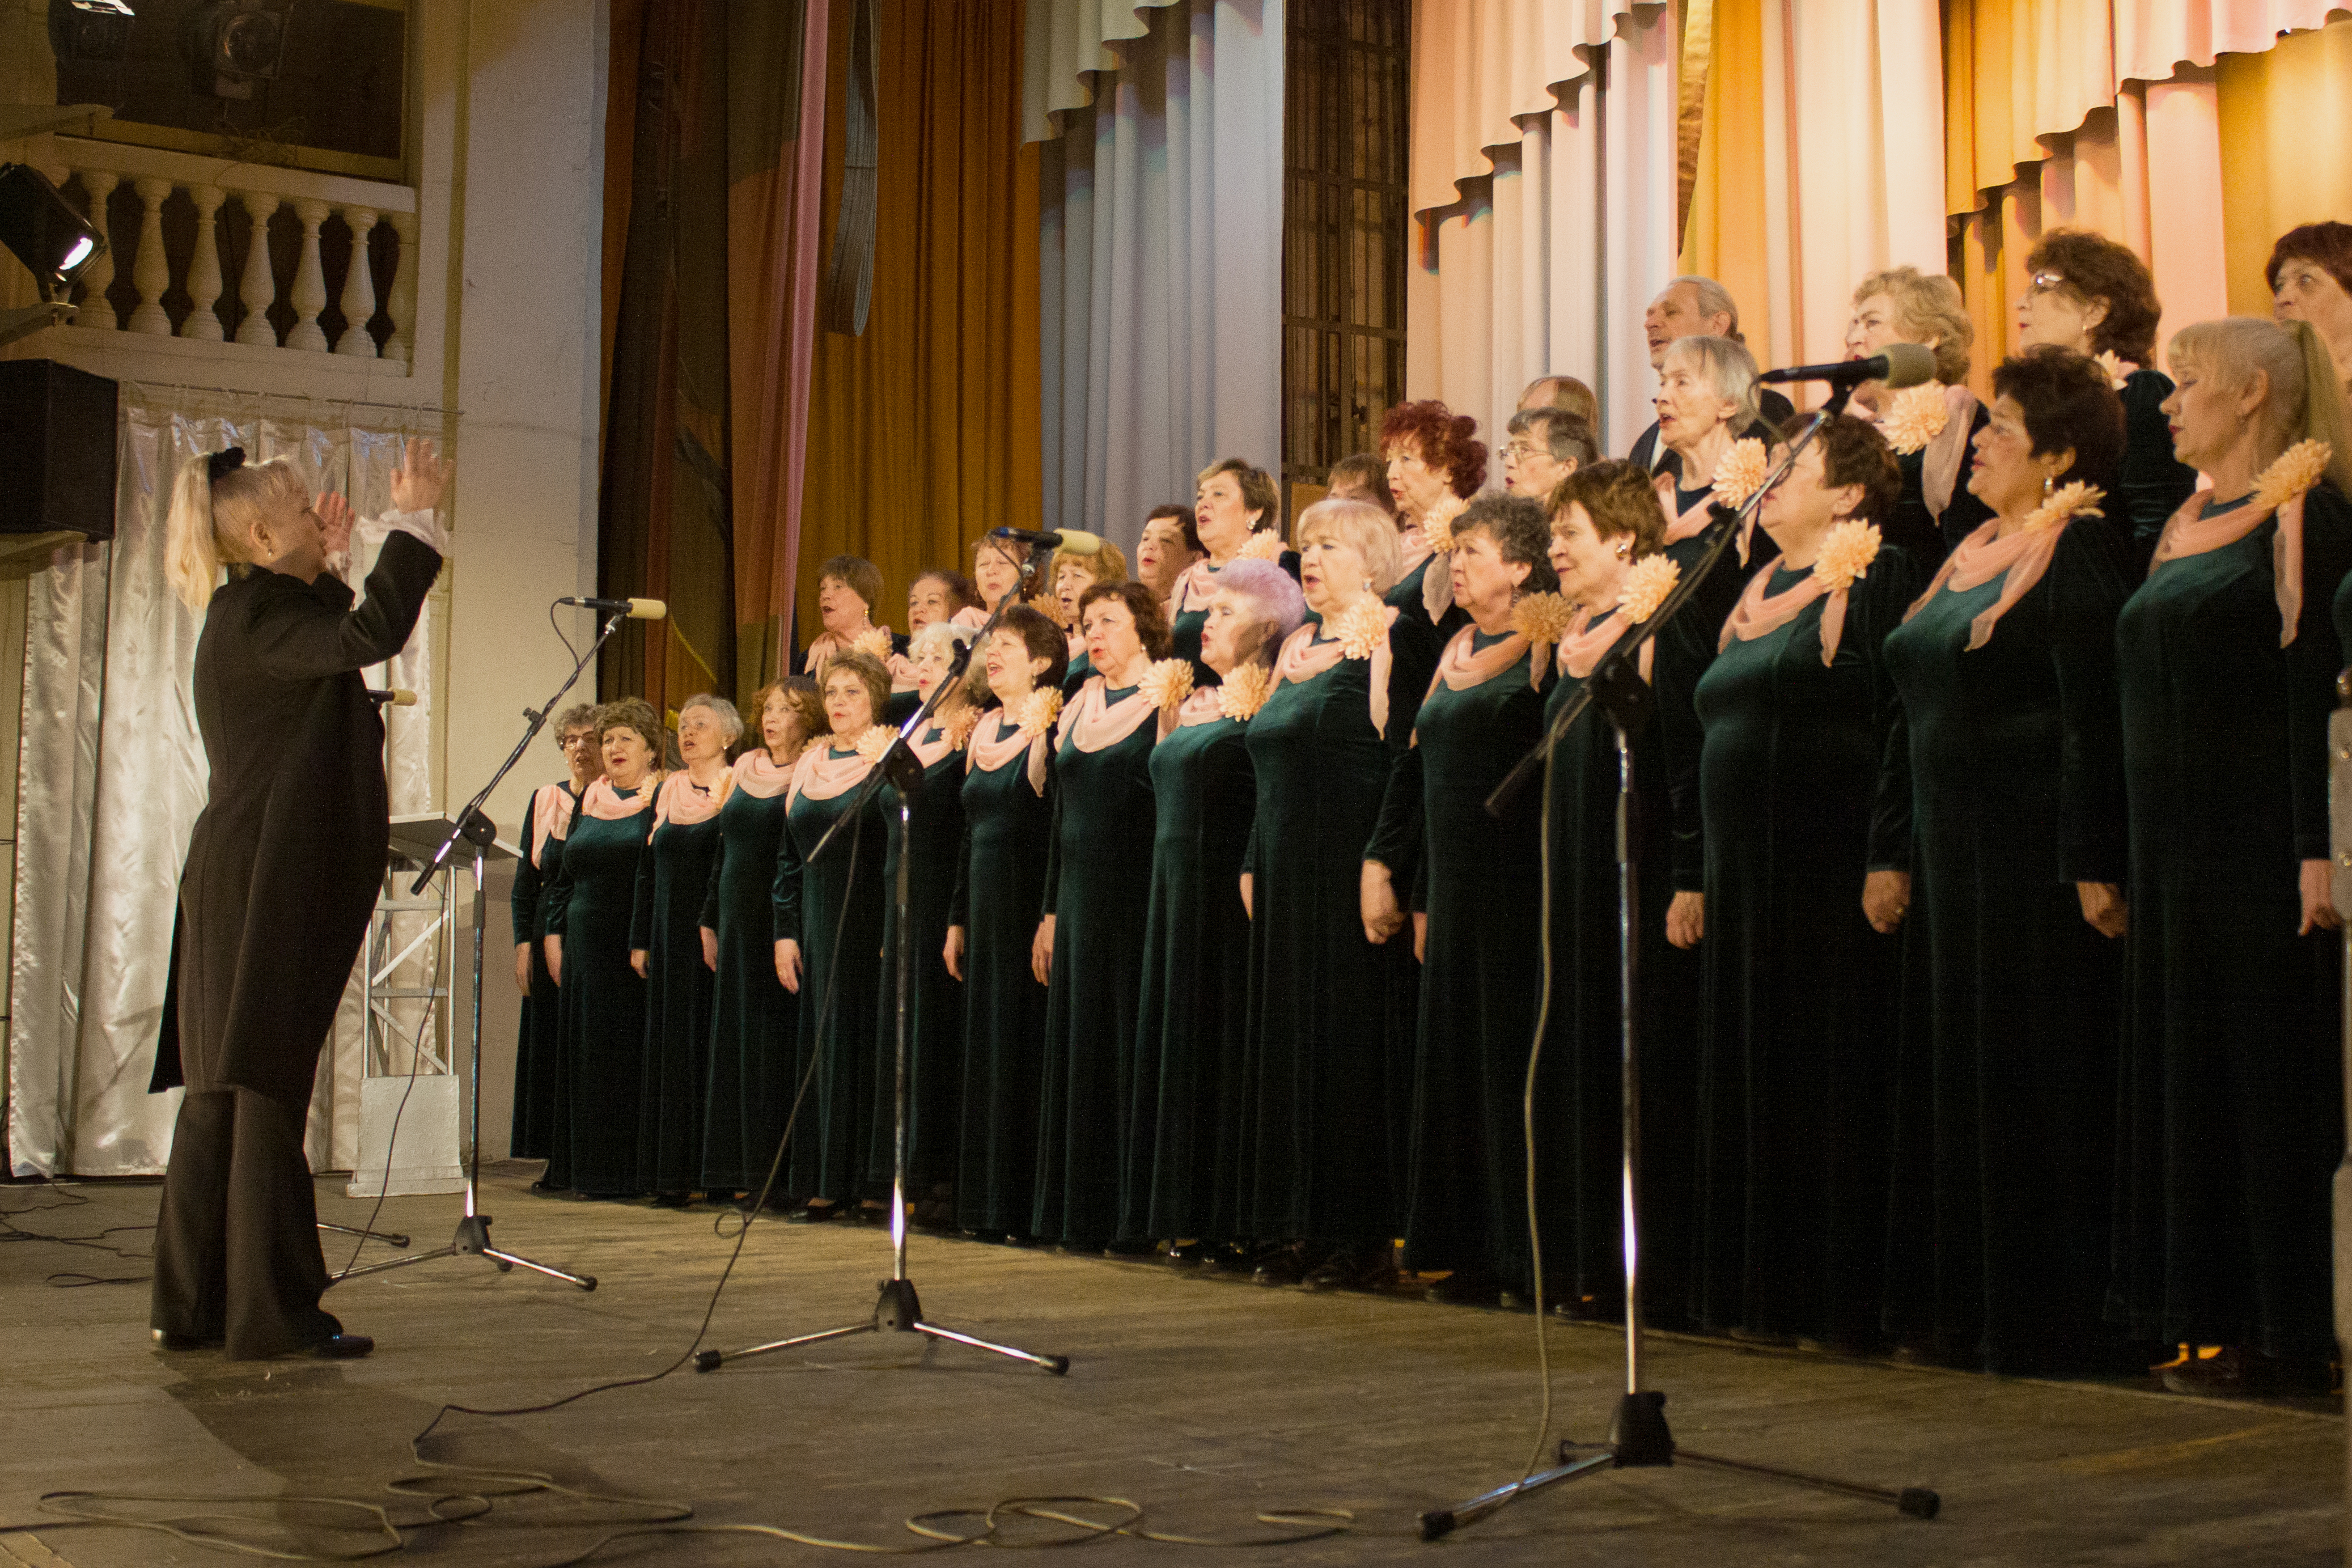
[693,1273,1070,1376]
[1607,1389,1674,1467]
[329,1210,597,1290]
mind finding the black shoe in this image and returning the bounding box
[1252,1241,1322,1286]
[785,1202,839,1225]
[650,1192,692,1209]
[1164,1239,1214,1269]
[1101,1238,1159,1259]
[151,1329,221,1351]
[308,1332,374,1359]
[1205,1241,1268,1276]
[1301,1249,1390,1293]
[1423,1272,1502,1307]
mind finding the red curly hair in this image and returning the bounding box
[1378,400,1486,498]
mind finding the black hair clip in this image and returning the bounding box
[206,446,246,484]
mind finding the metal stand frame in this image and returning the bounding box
[696,549,1066,1377]
[329,608,635,1291]
[1428,388,1937,1541]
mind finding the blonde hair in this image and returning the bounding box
[2167,317,2352,495]
[1295,497,1404,595]
[165,455,309,611]
[1053,539,1128,586]
[1852,265,1974,385]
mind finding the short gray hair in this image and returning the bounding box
[1295,497,1404,595]
[1660,334,1761,430]
[1506,406,1598,467]
[1666,274,1742,343]
[677,692,743,744]
[908,620,976,664]
[1209,558,1307,666]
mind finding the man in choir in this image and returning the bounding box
[1501,406,1596,502]
[2269,221,2352,396]
[1627,276,1794,472]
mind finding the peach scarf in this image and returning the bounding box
[1554,606,1655,685]
[966,709,1052,795]
[1054,675,1159,753]
[1919,384,1980,522]
[651,768,728,830]
[1268,606,1401,738]
[529,782,577,867]
[785,744,873,811]
[1655,473,1753,563]
[1432,624,1542,693]
[579,776,656,821]
[1903,517,2069,650]
[1720,563,1851,668]
[2147,489,2308,646]
[732,747,795,800]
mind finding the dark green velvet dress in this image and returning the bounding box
[1032,680,1159,1248]
[630,777,724,1194]
[1690,546,1921,1343]
[775,749,889,1203]
[1880,396,1990,563]
[952,714,1055,1236]
[1542,612,1707,1323]
[1130,697,1256,1242]
[1062,647,1094,701]
[1244,610,1436,1247]
[871,724,969,1196]
[698,766,795,1193]
[1387,548,1469,646]
[543,790,654,1196]
[2111,486,2352,1361]
[1389,628,1556,1292]
[1880,519,2131,1374]
[508,781,578,1162]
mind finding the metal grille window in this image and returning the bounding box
[1282,0,1411,520]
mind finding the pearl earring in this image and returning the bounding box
[1614,541,1631,559]
[2042,472,2056,498]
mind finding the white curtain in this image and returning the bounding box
[1032,0,1286,551]
[1403,1,1681,457]
[7,391,440,1178]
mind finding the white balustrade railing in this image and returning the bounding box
[37,135,417,366]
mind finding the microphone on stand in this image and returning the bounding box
[555,596,668,620]
[367,688,418,707]
[989,526,1104,556]
[1757,341,1938,390]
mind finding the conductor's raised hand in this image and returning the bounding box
[391,437,454,514]
[313,490,354,564]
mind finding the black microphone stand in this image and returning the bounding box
[334,605,629,1292]
[1423,386,1938,1539]
[695,550,1067,1375]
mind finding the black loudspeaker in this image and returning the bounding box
[0,358,117,543]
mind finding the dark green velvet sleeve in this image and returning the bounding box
[1363,614,1439,880]
[541,831,574,939]
[2287,485,2352,861]
[1864,546,1927,874]
[629,820,659,951]
[2049,520,2131,884]
[1040,739,1066,919]
[948,785,975,927]
[773,806,804,943]
[699,821,724,930]
[1654,595,1715,893]
[510,789,545,946]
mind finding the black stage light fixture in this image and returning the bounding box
[47,0,137,64]
[0,164,109,348]
[185,0,294,101]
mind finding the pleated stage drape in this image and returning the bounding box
[795,0,1045,642]
[1677,0,1948,382]
[1943,1,2348,395]
[1404,1,1681,457]
[7,393,442,1177]
[1029,0,1285,553]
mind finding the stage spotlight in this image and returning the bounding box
[184,0,293,101]
[0,164,109,348]
[47,0,136,64]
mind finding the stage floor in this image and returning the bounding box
[1,1164,2341,1565]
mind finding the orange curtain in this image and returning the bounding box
[794,0,1044,656]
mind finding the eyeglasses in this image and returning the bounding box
[1501,443,1544,464]
[2021,270,2070,302]
[559,733,596,749]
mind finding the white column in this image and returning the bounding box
[71,169,117,330]
[383,210,417,365]
[180,185,227,341]
[287,198,330,351]
[235,191,281,346]
[125,177,172,335]
[334,206,380,356]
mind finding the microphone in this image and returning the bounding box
[989,526,1104,556]
[556,596,668,620]
[367,688,418,707]
[1757,341,1937,390]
